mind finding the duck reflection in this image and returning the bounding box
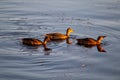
[77,43,106,52]
[48,37,72,44]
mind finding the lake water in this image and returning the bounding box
[0,0,120,80]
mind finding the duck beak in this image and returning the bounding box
[103,36,106,38]
[72,30,74,32]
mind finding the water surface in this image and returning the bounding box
[0,0,120,80]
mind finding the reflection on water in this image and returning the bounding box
[77,44,106,52]
[47,37,73,44]
[0,0,120,80]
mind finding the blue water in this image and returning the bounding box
[0,0,120,80]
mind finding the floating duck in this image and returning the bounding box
[45,27,74,40]
[45,27,74,44]
[77,36,106,45]
[22,36,51,51]
[76,36,106,52]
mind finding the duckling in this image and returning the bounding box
[45,27,74,40]
[22,36,51,51]
[77,36,106,45]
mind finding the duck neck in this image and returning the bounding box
[43,37,49,47]
[97,37,102,44]
[66,30,70,37]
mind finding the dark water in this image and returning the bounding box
[0,0,120,80]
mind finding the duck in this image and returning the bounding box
[45,27,74,40]
[22,36,51,51]
[77,36,106,45]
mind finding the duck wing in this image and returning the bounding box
[46,33,67,39]
[22,38,42,46]
[77,38,97,45]
[22,38,41,42]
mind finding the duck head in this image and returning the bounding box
[97,36,106,44]
[66,27,74,36]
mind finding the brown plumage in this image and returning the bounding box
[77,36,106,45]
[22,38,42,46]
[45,27,74,40]
[76,36,106,52]
[22,37,51,51]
